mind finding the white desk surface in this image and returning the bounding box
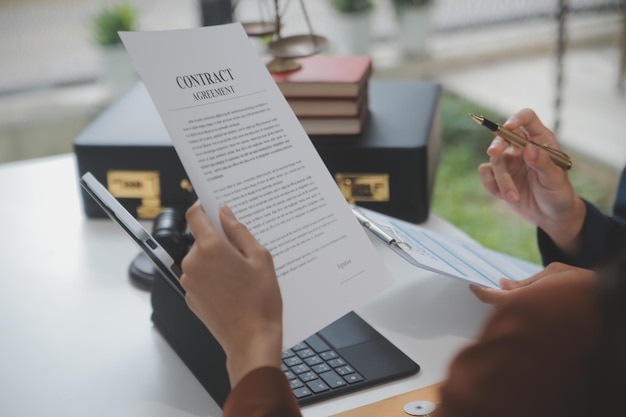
[0,154,492,417]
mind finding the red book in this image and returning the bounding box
[287,89,368,117]
[271,55,372,98]
[298,100,369,135]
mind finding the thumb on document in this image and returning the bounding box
[220,205,269,261]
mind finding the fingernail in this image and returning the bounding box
[221,204,235,219]
[506,190,519,203]
[487,137,502,154]
[526,143,538,161]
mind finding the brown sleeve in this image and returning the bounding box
[222,367,302,417]
[433,273,600,417]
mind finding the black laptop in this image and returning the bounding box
[80,172,420,407]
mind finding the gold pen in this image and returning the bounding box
[469,113,572,170]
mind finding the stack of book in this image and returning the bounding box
[271,55,373,136]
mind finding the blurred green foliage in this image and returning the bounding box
[92,2,137,46]
[328,0,374,13]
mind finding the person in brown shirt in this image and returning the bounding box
[178,109,626,417]
[179,202,625,417]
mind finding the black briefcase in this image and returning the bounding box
[74,80,441,223]
[73,83,195,219]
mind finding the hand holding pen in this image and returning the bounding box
[469,113,572,170]
[473,108,586,258]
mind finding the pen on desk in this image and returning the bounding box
[468,113,572,170]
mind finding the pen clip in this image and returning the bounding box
[387,227,413,250]
[352,208,394,244]
[351,207,412,249]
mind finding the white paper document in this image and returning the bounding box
[354,207,542,289]
[119,24,393,347]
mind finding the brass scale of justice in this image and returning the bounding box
[232,0,328,73]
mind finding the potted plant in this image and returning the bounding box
[391,0,433,12]
[391,0,434,57]
[92,2,137,46]
[91,2,138,96]
[327,0,374,55]
[329,0,374,14]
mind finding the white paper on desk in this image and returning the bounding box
[119,24,393,347]
[356,207,542,289]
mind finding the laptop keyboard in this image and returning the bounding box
[282,333,365,403]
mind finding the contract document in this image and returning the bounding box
[119,24,393,347]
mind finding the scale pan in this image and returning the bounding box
[269,34,328,59]
[241,21,277,37]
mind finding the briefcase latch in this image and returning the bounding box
[334,173,390,204]
[107,170,163,219]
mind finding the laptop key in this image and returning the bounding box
[296,348,315,359]
[306,379,330,393]
[292,387,313,399]
[304,355,323,366]
[304,334,331,353]
[284,356,303,367]
[290,379,304,389]
[299,371,317,382]
[328,358,347,368]
[311,363,331,373]
[334,365,355,376]
[344,372,364,384]
[291,342,308,351]
[290,364,310,374]
[320,370,348,389]
[320,350,339,360]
